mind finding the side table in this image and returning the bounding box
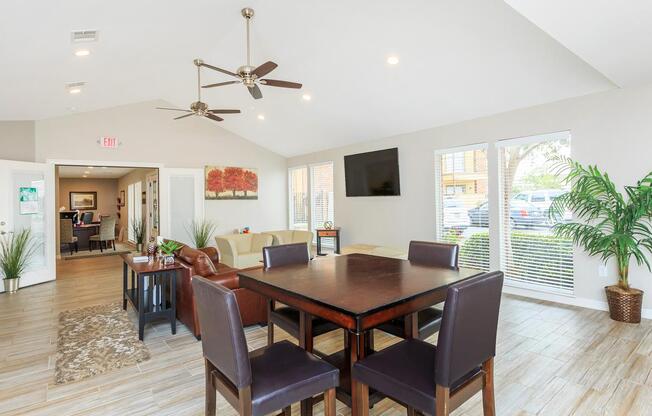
[316,228,341,256]
[121,253,181,340]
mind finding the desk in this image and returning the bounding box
[73,224,99,250]
[238,254,482,416]
[121,253,181,340]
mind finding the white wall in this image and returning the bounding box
[35,100,287,237]
[288,82,652,313]
[0,121,35,162]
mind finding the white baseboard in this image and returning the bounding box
[503,285,652,320]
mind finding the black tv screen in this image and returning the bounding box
[344,148,401,196]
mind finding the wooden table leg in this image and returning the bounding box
[122,261,128,310]
[300,311,314,416]
[137,274,145,341]
[350,330,367,416]
[404,312,418,339]
[170,271,177,335]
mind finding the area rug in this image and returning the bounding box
[55,303,150,384]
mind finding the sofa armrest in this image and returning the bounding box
[198,246,220,263]
[215,237,237,257]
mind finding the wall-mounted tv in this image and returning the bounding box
[344,148,401,197]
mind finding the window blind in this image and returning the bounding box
[498,132,574,293]
[288,166,309,230]
[435,146,490,271]
[310,162,334,232]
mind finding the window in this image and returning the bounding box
[435,145,489,271]
[444,152,466,173]
[288,166,309,230]
[127,181,142,243]
[289,162,334,237]
[310,162,334,232]
[498,131,573,293]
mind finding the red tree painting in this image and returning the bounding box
[204,166,258,200]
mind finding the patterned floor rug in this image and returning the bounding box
[55,303,150,384]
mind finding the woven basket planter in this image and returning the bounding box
[605,285,643,323]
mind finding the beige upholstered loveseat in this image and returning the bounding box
[214,233,273,269]
[263,230,314,257]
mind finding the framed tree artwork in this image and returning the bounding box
[205,166,258,200]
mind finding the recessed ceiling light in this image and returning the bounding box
[74,49,91,57]
[84,171,90,174]
[69,88,82,94]
[387,56,399,65]
[257,114,265,120]
[82,175,88,178]
[302,94,312,101]
[87,166,94,169]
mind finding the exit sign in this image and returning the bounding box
[99,137,119,149]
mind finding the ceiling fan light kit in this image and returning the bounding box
[200,7,303,100]
[155,59,241,122]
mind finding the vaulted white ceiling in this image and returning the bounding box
[0,0,632,156]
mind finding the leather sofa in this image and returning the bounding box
[264,230,314,257]
[214,233,273,269]
[169,241,267,338]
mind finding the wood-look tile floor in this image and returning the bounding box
[1,256,652,415]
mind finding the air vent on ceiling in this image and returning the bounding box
[66,81,86,89]
[71,30,98,43]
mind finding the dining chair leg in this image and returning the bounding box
[482,358,496,416]
[324,387,336,416]
[435,384,450,416]
[100,241,104,253]
[282,405,291,416]
[238,386,253,416]
[205,359,216,416]
[112,240,116,251]
[357,383,369,416]
[407,406,416,416]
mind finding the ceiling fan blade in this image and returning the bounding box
[252,61,278,78]
[200,63,238,78]
[205,113,224,122]
[209,109,241,114]
[260,79,302,89]
[156,107,191,112]
[248,84,263,99]
[202,80,241,89]
[174,113,194,120]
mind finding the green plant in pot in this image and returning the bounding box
[159,240,182,265]
[549,157,652,323]
[131,219,145,253]
[186,219,217,249]
[1,229,38,294]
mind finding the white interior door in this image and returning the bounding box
[159,168,204,245]
[0,160,55,292]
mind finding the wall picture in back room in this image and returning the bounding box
[205,166,258,200]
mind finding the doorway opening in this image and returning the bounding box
[55,165,159,268]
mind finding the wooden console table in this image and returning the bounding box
[121,253,180,340]
[316,227,341,255]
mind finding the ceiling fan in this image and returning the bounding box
[156,59,241,121]
[200,7,302,100]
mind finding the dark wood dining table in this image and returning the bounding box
[238,253,483,416]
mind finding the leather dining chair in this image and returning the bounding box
[352,271,504,416]
[377,241,459,340]
[192,275,339,416]
[263,243,339,347]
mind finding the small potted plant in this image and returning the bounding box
[159,240,182,266]
[549,157,652,323]
[131,219,145,253]
[186,219,217,249]
[1,229,37,294]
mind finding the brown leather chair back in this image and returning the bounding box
[408,241,459,269]
[192,276,252,389]
[435,271,503,387]
[263,242,310,269]
[178,245,217,276]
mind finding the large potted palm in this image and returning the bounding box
[186,219,217,249]
[549,157,652,323]
[1,229,38,294]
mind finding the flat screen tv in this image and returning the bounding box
[344,148,401,196]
